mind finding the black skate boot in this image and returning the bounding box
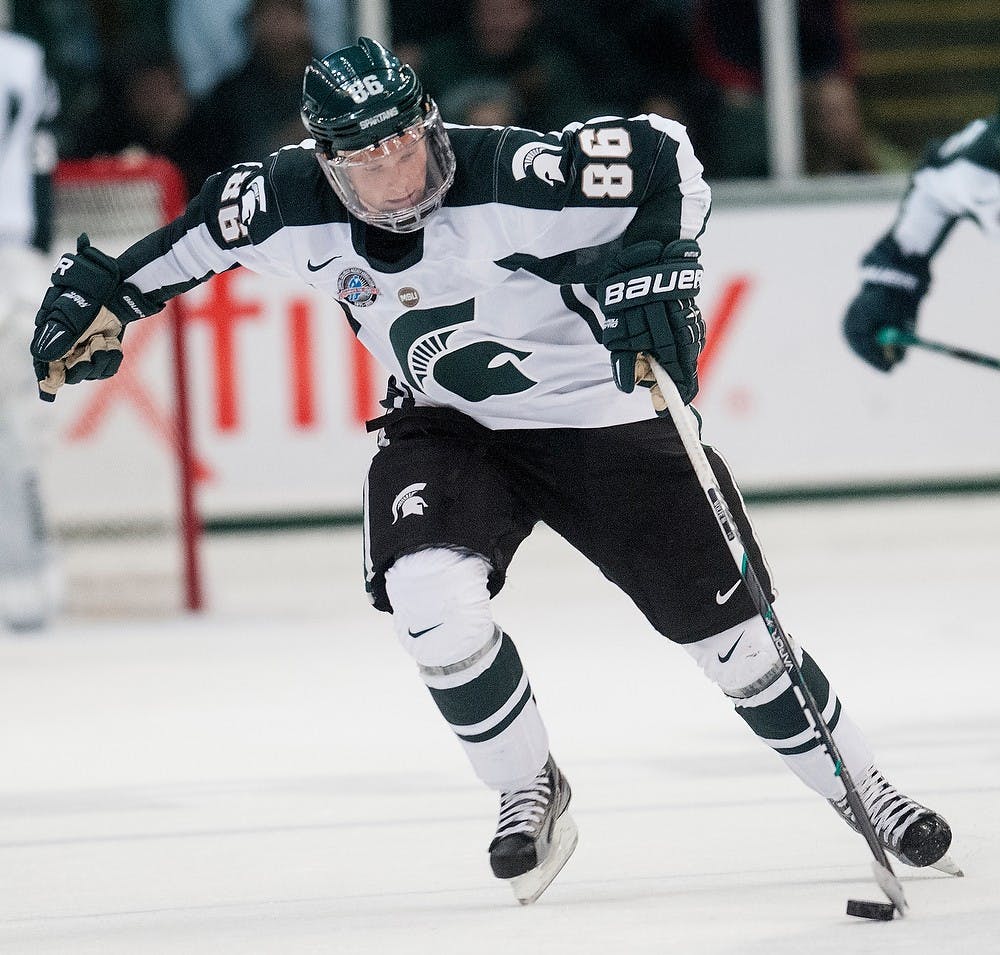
[489,755,578,903]
[831,765,962,875]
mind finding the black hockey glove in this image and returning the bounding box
[843,234,931,372]
[30,233,164,401]
[599,239,705,406]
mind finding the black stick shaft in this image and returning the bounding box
[647,356,907,913]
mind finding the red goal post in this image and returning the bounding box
[52,154,202,612]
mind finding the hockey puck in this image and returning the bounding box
[846,899,896,921]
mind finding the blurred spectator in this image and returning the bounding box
[170,0,349,98]
[11,0,175,155]
[73,43,216,194]
[693,0,878,177]
[438,78,523,127]
[548,0,715,153]
[418,0,608,134]
[11,0,105,154]
[193,0,316,168]
[390,0,468,71]
[87,0,171,46]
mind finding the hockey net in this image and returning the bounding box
[49,155,202,615]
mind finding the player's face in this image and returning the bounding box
[317,106,455,233]
[340,128,430,215]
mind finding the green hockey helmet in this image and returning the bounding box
[301,37,455,233]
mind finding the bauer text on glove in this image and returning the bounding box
[599,239,705,405]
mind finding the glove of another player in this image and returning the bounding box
[843,234,931,372]
[599,239,705,406]
[30,233,163,401]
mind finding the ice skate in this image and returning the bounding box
[0,566,59,633]
[489,755,578,904]
[831,765,962,876]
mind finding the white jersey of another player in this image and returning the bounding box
[0,29,60,631]
[0,30,58,248]
[844,112,1000,371]
[887,113,1000,257]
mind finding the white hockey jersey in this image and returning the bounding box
[890,113,1000,257]
[0,31,57,250]
[117,114,711,429]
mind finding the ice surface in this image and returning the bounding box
[2,496,998,953]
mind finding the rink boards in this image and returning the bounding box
[42,186,1000,529]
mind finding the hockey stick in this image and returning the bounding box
[877,327,1000,372]
[645,355,908,917]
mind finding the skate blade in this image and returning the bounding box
[510,812,579,905]
[930,854,964,877]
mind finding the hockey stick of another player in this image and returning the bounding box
[644,354,909,917]
[877,327,1000,371]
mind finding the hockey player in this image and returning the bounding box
[30,38,956,902]
[0,27,60,631]
[844,111,1000,369]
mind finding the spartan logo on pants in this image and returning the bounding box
[392,483,428,523]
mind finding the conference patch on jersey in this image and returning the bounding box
[337,267,380,307]
[511,141,565,186]
[398,286,420,307]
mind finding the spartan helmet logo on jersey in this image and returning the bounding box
[511,141,566,186]
[301,38,456,234]
[391,483,428,523]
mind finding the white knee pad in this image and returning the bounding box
[683,614,792,701]
[384,547,548,791]
[684,613,874,799]
[384,548,497,679]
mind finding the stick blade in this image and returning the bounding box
[872,859,908,916]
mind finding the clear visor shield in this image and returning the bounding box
[318,108,456,233]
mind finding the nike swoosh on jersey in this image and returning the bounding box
[307,255,343,272]
[717,631,745,664]
[715,580,741,604]
[408,623,442,638]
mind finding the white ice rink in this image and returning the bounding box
[2,495,999,954]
